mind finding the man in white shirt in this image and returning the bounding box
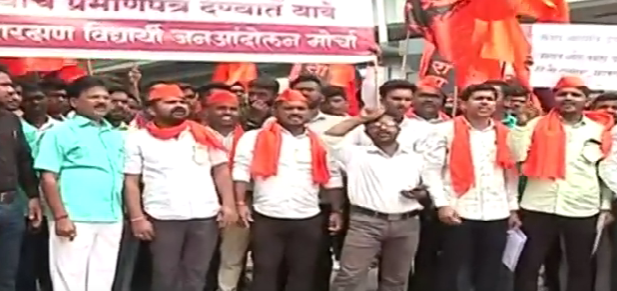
[201,90,250,291]
[324,108,425,291]
[291,75,347,291]
[346,79,418,147]
[404,78,450,291]
[123,83,237,291]
[232,89,343,291]
[421,83,520,291]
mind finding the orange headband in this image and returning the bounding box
[276,89,307,103]
[416,77,443,95]
[206,91,239,106]
[554,75,586,90]
[148,84,184,101]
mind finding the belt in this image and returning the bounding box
[350,205,420,221]
[0,190,16,204]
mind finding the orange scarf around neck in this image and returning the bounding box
[250,121,330,185]
[522,110,614,180]
[449,116,515,196]
[145,120,226,151]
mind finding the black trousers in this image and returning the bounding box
[16,217,52,291]
[543,238,562,291]
[251,212,323,291]
[514,210,597,291]
[407,209,443,291]
[435,218,509,291]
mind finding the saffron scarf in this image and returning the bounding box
[522,110,614,180]
[449,116,515,196]
[145,120,226,151]
[249,121,330,185]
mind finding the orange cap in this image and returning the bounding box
[416,77,443,95]
[148,84,184,101]
[276,89,307,103]
[554,75,586,90]
[206,91,239,106]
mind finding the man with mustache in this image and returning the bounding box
[0,66,42,291]
[324,107,425,291]
[422,83,520,291]
[16,83,57,291]
[35,76,124,291]
[200,90,249,291]
[288,74,347,291]
[242,77,280,130]
[320,86,349,117]
[346,80,416,146]
[39,78,70,121]
[404,78,450,291]
[124,83,237,291]
[232,89,343,291]
[106,87,132,130]
[512,76,613,291]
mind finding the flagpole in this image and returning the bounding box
[400,29,412,78]
[451,86,460,117]
[85,59,94,75]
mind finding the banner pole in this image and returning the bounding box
[86,59,94,75]
[451,86,459,117]
[400,29,412,78]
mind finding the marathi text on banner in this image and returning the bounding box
[530,23,617,90]
[0,0,375,63]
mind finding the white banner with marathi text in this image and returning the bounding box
[530,23,617,90]
[0,0,375,63]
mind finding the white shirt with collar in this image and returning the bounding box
[421,120,519,221]
[232,127,344,219]
[345,116,442,150]
[325,134,424,214]
[124,129,228,220]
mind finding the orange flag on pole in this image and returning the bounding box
[212,62,258,87]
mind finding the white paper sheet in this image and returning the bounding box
[592,212,609,254]
[502,229,528,272]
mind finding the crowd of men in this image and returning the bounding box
[1,61,617,291]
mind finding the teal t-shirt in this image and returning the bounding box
[34,115,125,222]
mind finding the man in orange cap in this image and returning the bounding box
[511,75,612,291]
[201,90,250,291]
[404,76,450,291]
[123,83,237,291]
[232,88,343,291]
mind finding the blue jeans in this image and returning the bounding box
[0,201,26,291]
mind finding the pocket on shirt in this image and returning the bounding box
[192,145,210,165]
[65,145,89,161]
[581,140,604,164]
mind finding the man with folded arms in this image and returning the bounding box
[421,83,520,291]
[232,89,343,291]
[123,84,237,291]
[512,76,613,291]
[324,107,424,291]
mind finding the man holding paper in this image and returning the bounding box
[421,83,520,291]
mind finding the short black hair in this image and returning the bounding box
[0,64,10,77]
[593,92,617,103]
[39,78,67,92]
[197,82,231,97]
[248,77,280,95]
[179,83,195,92]
[322,85,346,100]
[364,112,398,127]
[289,74,322,89]
[505,81,530,97]
[20,82,43,97]
[66,76,107,99]
[459,83,498,101]
[379,79,416,99]
[483,80,509,90]
[109,86,136,100]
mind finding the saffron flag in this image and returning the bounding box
[0,57,78,76]
[212,62,258,87]
[288,63,360,116]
